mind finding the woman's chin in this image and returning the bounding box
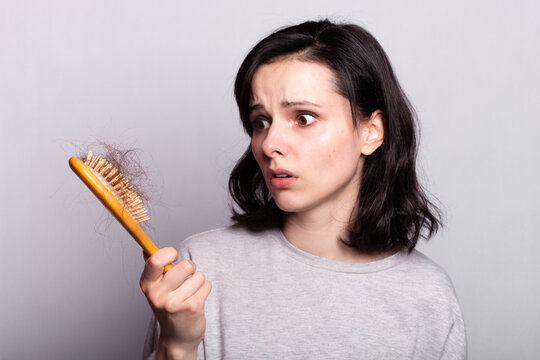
[273,197,311,214]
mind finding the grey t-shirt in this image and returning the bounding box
[144,226,466,359]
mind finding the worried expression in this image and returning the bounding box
[249,58,383,216]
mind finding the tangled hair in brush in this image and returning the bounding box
[78,141,153,205]
[229,19,442,253]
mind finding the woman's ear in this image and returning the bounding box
[360,110,384,156]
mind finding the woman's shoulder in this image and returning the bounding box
[180,225,266,245]
[403,250,454,281]
[177,225,278,258]
[396,250,461,304]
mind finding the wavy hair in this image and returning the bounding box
[229,19,442,253]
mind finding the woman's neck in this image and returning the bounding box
[282,207,394,263]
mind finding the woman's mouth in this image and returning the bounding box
[268,168,297,188]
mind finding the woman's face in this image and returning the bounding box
[250,58,377,216]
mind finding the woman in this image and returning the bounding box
[141,19,466,359]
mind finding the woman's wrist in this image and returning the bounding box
[157,337,198,360]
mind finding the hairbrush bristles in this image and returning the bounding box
[84,150,150,223]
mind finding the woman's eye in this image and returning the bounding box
[252,118,270,130]
[297,113,317,126]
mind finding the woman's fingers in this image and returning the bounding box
[163,272,210,313]
[159,259,197,292]
[140,247,206,311]
[179,279,212,315]
[139,249,212,349]
[171,272,206,302]
[140,247,178,291]
[189,279,212,308]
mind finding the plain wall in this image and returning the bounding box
[1,0,539,358]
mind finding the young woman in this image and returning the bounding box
[141,19,466,359]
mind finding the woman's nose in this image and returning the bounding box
[261,121,289,158]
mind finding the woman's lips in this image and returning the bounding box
[268,168,297,188]
[270,176,297,188]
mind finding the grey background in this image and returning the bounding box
[1,0,539,359]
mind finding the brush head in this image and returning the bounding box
[83,150,150,223]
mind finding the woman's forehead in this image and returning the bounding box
[250,59,340,107]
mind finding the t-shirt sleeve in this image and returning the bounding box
[440,304,467,359]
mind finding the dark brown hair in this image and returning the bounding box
[229,19,441,253]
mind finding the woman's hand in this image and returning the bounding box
[140,247,212,360]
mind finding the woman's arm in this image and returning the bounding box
[140,247,212,360]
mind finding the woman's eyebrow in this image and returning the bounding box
[249,103,264,112]
[281,100,321,108]
[249,100,321,112]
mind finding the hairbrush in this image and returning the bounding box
[69,151,173,272]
